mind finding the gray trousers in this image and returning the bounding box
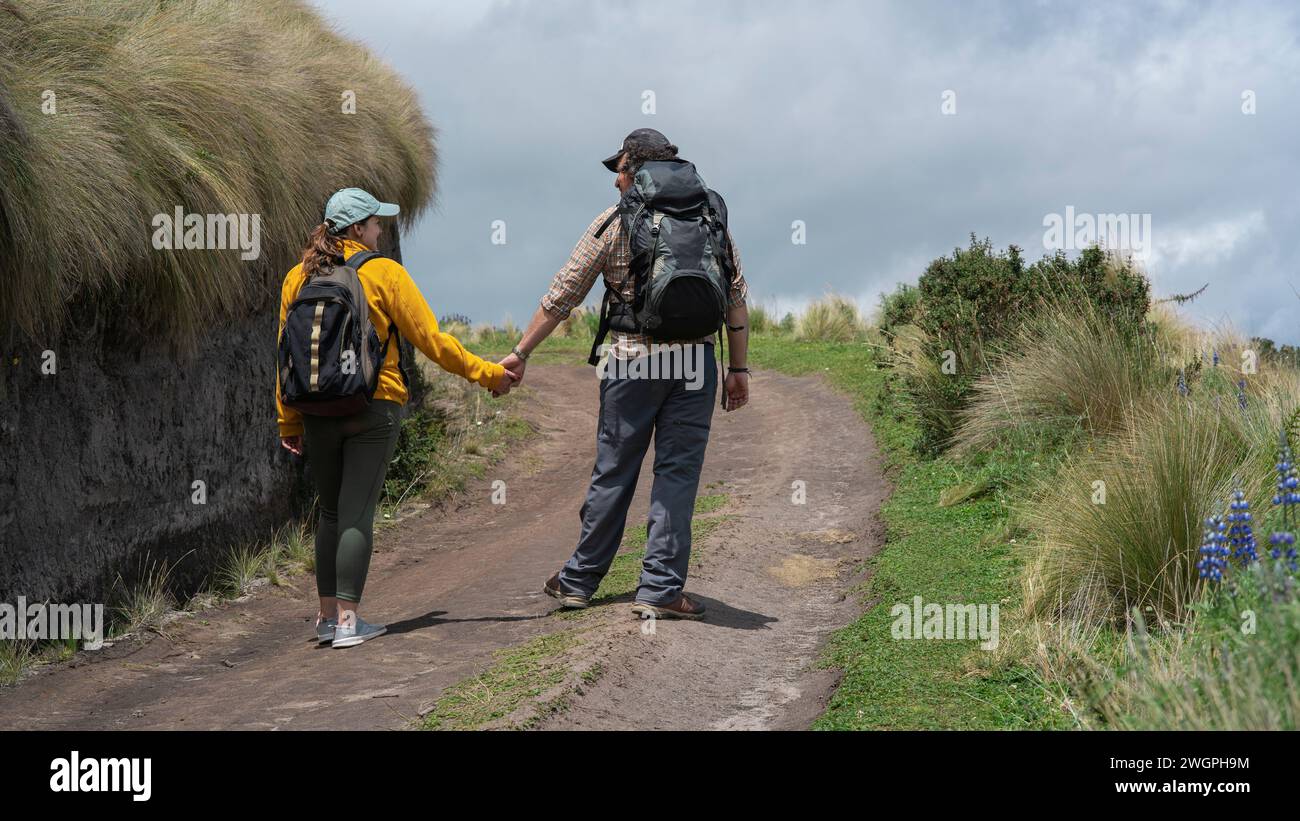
[560,343,718,605]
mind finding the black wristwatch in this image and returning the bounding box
[728,367,750,373]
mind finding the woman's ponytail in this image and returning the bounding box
[300,221,344,278]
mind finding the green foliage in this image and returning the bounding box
[1108,568,1300,729]
[876,283,919,335]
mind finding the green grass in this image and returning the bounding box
[1106,563,1300,729]
[749,335,1072,728]
[421,631,583,730]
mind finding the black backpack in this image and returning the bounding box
[277,250,409,416]
[587,158,737,376]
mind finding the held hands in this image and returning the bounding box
[499,352,526,384]
[724,370,749,412]
[491,364,523,398]
[491,352,527,398]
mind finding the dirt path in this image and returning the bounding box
[0,363,886,731]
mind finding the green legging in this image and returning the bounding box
[302,399,403,603]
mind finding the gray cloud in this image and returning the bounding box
[311,0,1300,344]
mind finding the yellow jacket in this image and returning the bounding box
[276,238,505,437]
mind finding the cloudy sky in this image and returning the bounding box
[310,0,1300,344]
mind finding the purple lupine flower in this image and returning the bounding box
[1177,369,1189,397]
[1236,379,1248,410]
[1269,429,1299,572]
[1226,489,1258,567]
[1197,515,1229,582]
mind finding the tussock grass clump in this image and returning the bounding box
[796,293,868,342]
[748,304,775,335]
[108,555,177,637]
[1022,367,1300,624]
[215,544,266,598]
[884,321,983,450]
[555,304,599,339]
[0,0,437,348]
[953,299,1170,454]
[0,639,36,686]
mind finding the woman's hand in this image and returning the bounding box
[280,435,303,455]
[492,367,521,398]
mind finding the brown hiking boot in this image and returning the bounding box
[544,572,590,609]
[631,593,706,621]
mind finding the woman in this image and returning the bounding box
[276,187,517,648]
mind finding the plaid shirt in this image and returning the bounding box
[540,205,748,359]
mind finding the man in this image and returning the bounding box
[499,128,750,620]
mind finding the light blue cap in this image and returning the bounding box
[323,187,400,232]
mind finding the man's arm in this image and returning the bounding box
[499,209,613,380]
[722,227,750,411]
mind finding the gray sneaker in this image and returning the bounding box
[331,614,387,648]
[315,617,337,645]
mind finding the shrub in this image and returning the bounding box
[885,322,983,452]
[898,236,1152,452]
[876,283,919,336]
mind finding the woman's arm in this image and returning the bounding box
[276,269,305,441]
[383,261,507,390]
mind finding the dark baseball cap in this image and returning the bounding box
[601,128,676,172]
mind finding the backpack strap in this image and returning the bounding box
[587,288,613,367]
[343,250,410,391]
[593,210,619,239]
[586,210,623,366]
[343,249,383,270]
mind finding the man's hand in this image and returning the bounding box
[492,353,526,398]
[280,435,303,455]
[724,371,749,412]
[499,352,526,384]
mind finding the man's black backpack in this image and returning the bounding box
[278,250,409,417]
[587,158,737,370]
